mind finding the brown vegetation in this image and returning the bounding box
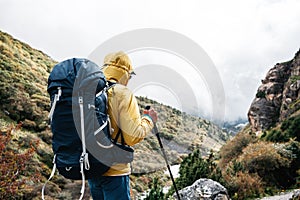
[0,123,41,199]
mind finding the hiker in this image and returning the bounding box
[88,51,158,200]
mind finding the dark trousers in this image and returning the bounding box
[88,175,131,200]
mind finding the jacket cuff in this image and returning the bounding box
[142,114,154,126]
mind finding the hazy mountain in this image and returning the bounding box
[222,118,248,135]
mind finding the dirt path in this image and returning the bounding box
[257,190,299,200]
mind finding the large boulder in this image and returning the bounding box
[173,178,229,200]
[291,189,300,200]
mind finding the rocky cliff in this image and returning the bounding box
[248,49,300,133]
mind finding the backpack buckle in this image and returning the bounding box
[78,96,83,104]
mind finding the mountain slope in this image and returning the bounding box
[0,30,57,130]
[0,30,229,199]
[133,96,229,173]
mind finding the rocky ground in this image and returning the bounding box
[257,189,300,200]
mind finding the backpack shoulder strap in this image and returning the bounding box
[107,81,116,89]
[114,128,126,145]
[106,81,125,145]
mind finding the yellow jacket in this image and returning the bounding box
[103,83,154,176]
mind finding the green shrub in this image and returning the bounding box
[282,116,300,141]
[146,178,164,200]
[166,149,219,197]
[264,129,287,142]
[290,75,300,84]
[265,115,300,142]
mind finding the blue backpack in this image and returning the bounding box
[42,58,134,199]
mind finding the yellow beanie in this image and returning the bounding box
[103,51,135,85]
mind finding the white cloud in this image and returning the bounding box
[0,0,299,122]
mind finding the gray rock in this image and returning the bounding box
[291,189,300,200]
[173,178,229,200]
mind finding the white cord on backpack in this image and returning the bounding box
[48,87,62,122]
[78,96,88,200]
[42,155,57,200]
[79,160,85,200]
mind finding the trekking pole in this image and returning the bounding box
[145,106,181,200]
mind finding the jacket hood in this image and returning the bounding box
[102,51,135,85]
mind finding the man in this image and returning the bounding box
[88,51,158,199]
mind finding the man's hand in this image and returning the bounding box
[148,108,158,123]
[144,106,158,123]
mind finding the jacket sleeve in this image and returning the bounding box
[109,85,154,146]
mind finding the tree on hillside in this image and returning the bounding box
[167,149,223,198]
[146,177,164,200]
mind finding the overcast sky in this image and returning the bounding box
[1,0,300,122]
